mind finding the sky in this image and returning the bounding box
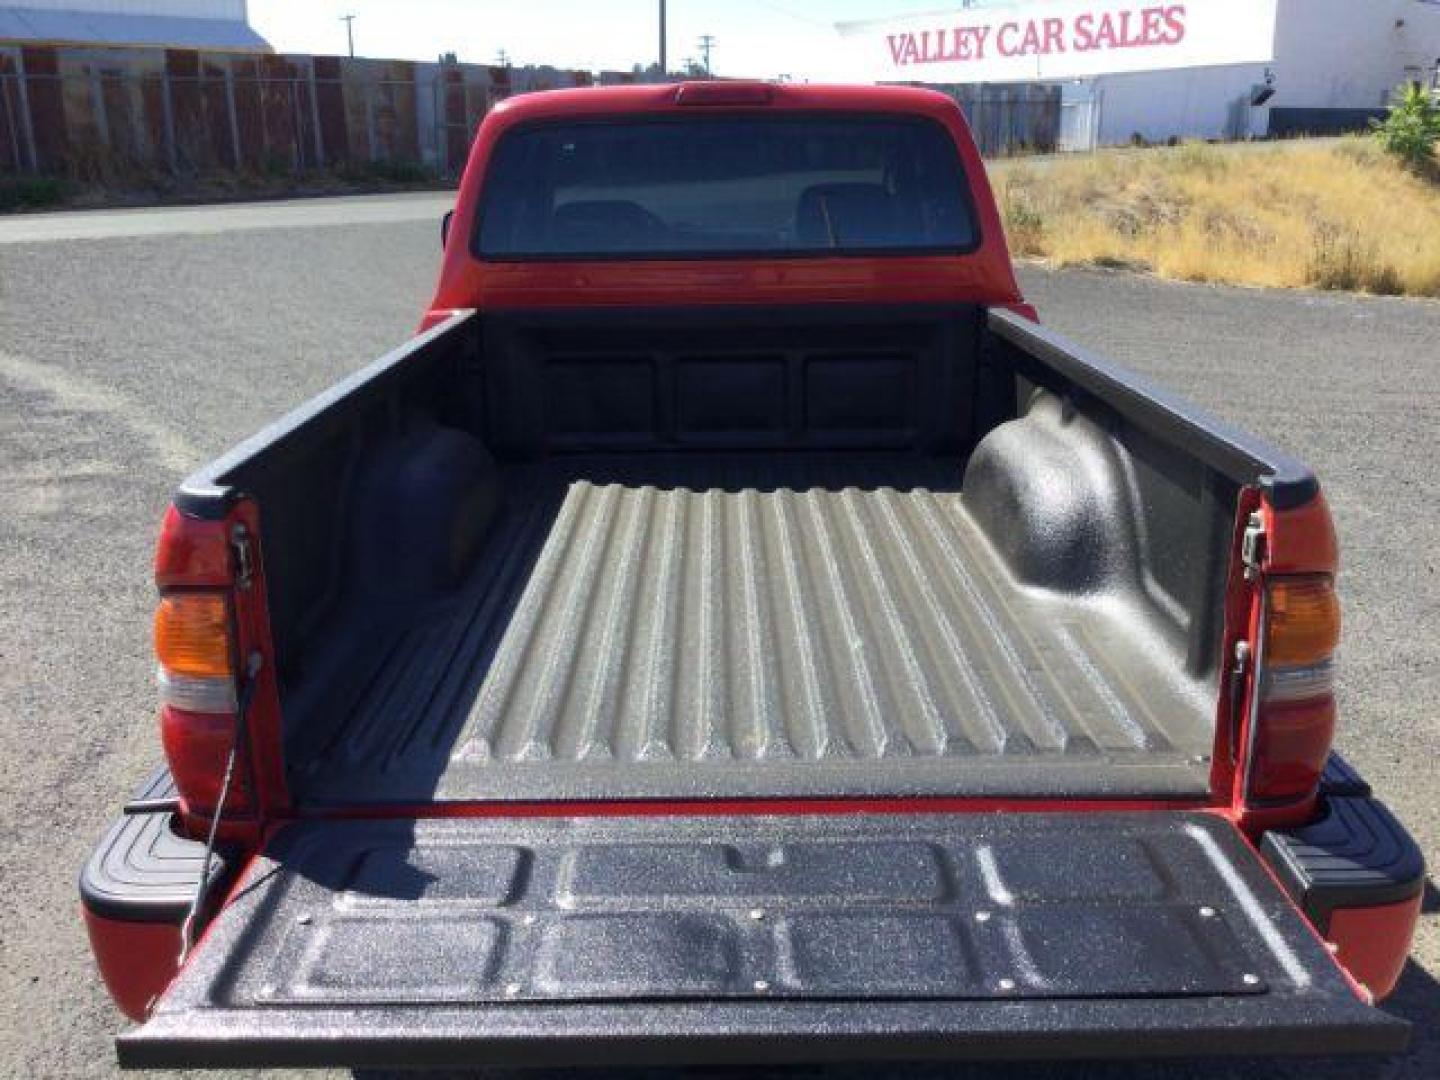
[246,1,962,81]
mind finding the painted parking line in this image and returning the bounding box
[0,191,455,244]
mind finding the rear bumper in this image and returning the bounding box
[1260,759,1426,1000]
[78,767,233,1020]
[81,910,184,1024]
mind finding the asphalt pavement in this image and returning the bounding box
[0,194,1435,1079]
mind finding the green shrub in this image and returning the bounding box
[1372,83,1440,174]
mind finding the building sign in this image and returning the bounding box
[837,0,1279,82]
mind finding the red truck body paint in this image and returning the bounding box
[82,908,182,1022]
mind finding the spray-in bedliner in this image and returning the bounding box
[290,452,1213,803]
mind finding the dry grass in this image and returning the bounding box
[991,138,1440,298]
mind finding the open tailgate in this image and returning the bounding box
[120,812,1408,1069]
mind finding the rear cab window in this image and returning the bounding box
[476,115,979,260]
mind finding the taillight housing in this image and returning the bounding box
[153,506,251,816]
[1250,574,1341,802]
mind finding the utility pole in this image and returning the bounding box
[340,14,356,58]
[496,48,510,68]
[698,33,715,76]
[659,0,667,76]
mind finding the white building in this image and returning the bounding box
[839,0,1440,147]
[0,0,270,52]
[1092,0,1440,144]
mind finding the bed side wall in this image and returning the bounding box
[966,339,1239,685]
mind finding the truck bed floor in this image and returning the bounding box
[294,453,1214,803]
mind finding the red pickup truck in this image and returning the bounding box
[82,82,1423,1069]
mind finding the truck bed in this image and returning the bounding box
[292,451,1213,804]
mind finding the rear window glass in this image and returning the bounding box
[476,116,977,259]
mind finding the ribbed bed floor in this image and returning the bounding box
[295,454,1214,803]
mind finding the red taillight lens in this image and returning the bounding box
[155,505,232,589]
[159,706,251,814]
[1250,574,1340,802]
[1249,697,1336,803]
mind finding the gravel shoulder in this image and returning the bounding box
[0,206,1434,1078]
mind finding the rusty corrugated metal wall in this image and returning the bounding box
[0,43,608,179]
[0,44,1068,179]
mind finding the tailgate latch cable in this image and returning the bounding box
[178,649,263,965]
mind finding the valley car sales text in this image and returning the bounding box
[886,4,1188,66]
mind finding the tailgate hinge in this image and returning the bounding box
[230,523,254,590]
[1241,512,1266,580]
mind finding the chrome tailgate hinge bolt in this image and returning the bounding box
[1241,512,1267,580]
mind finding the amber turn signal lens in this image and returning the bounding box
[1266,576,1340,667]
[154,593,233,679]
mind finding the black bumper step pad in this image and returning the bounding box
[1319,752,1372,799]
[1262,794,1425,932]
[79,766,230,923]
